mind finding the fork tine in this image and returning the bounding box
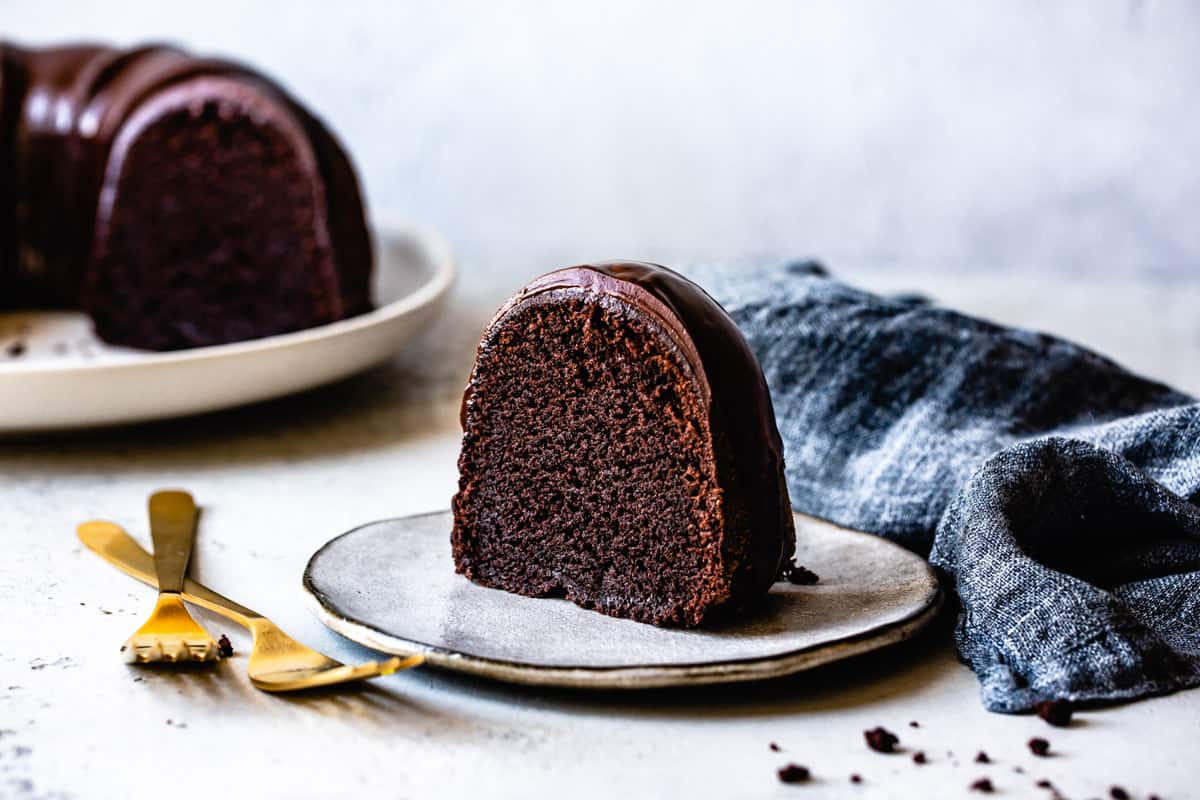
[119,492,221,665]
[84,520,422,688]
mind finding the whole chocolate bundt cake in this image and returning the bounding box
[452,262,795,627]
[0,42,371,350]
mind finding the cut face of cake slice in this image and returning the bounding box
[452,262,795,627]
[86,76,343,350]
[0,42,372,350]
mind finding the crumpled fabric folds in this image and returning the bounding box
[706,262,1200,712]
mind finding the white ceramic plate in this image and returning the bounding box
[303,510,942,689]
[0,223,455,432]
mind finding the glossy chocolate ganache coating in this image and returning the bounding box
[454,262,796,626]
[0,42,371,348]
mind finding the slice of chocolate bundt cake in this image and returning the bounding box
[0,42,371,350]
[452,262,795,627]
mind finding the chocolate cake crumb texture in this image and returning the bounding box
[1028,737,1051,757]
[451,263,795,627]
[0,44,373,351]
[1035,699,1075,727]
[863,727,899,753]
[970,777,995,793]
[217,634,233,658]
[777,764,810,784]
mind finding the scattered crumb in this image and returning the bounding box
[29,657,73,671]
[975,751,991,764]
[777,764,810,784]
[864,727,899,753]
[1110,787,1130,800]
[217,634,233,658]
[912,751,927,765]
[165,719,187,729]
[1028,737,1051,757]
[6,341,26,358]
[1035,699,1074,727]
[780,562,820,585]
[970,777,995,793]
[849,774,862,784]
[909,721,920,728]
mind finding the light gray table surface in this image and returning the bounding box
[2,264,1198,800]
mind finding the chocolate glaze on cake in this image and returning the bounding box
[0,42,371,349]
[452,262,795,627]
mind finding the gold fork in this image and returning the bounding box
[122,491,219,663]
[79,520,423,691]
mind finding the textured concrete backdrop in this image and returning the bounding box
[4,1,1198,279]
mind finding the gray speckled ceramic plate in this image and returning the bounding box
[303,510,941,689]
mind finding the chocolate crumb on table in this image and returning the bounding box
[975,751,991,764]
[1028,737,1051,756]
[777,764,810,784]
[1036,779,1054,789]
[849,774,862,784]
[863,726,899,753]
[217,634,233,658]
[1035,699,1075,727]
[970,777,995,793]
[6,341,26,358]
[909,720,920,728]
[1109,787,1130,800]
[769,742,781,752]
[912,751,927,765]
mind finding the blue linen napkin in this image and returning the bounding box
[707,262,1200,712]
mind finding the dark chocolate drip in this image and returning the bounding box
[463,262,795,599]
[0,42,371,310]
